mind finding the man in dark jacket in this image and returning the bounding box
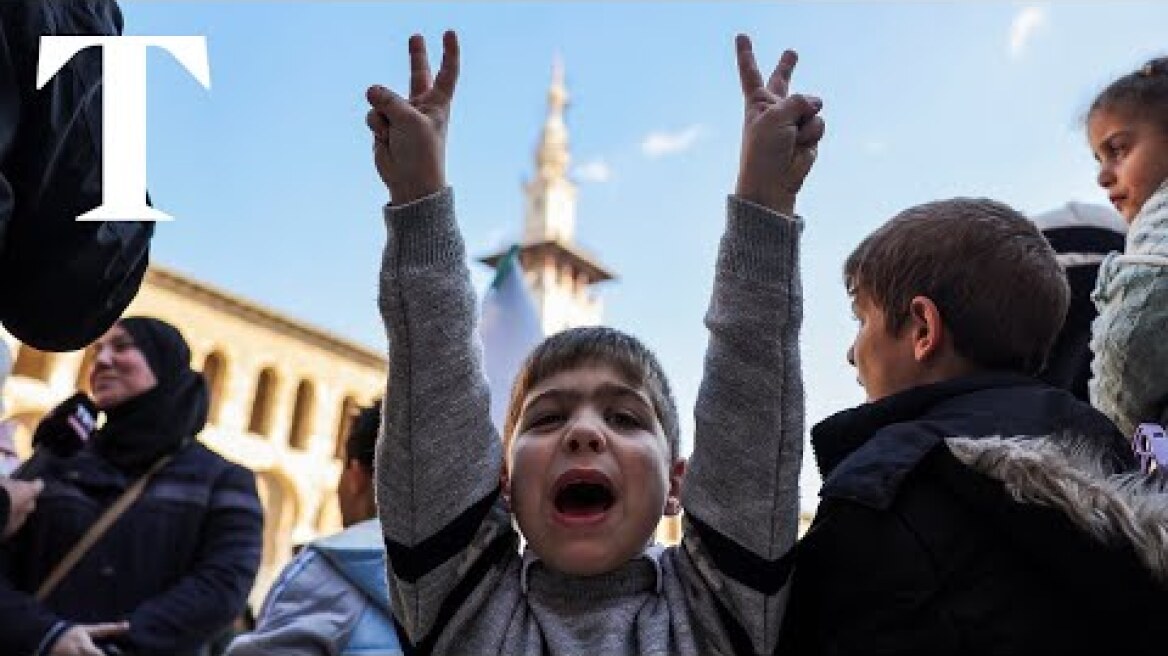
[780,198,1166,655]
[0,0,154,352]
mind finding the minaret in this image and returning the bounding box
[523,57,577,244]
[481,60,615,336]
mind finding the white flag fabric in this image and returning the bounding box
[480,246,544,435]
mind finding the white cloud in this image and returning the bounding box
[575,158,612,183]
[640,125,705,158]
[1009,6,1048,59]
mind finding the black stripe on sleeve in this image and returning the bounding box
[396,530,518,656]
[711,590,763,656]
[687,513,796,596]
[383,487,501,583]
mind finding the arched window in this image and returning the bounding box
[334,395,359,460]
[201,350,227,424]
[249,367,279,436]
[287,379,316,450]
[12,346,55,382]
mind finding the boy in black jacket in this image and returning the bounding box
[781,198,1166,655]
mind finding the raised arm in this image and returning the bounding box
[367,31,513,647]
[1091,181,1168,438]
[680,35,823,655]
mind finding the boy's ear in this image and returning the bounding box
[664,459,686,516]
[908,295,945,363]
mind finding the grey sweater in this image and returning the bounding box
[375,188,804,655]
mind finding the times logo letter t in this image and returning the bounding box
[37,36,211,221]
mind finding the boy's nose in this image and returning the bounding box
[846,345,856,367]
[563,417,607,455]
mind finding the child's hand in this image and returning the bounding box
[733,35,825,216]
[365,31,460,205]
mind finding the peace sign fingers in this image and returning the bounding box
[366,30,460,205]
[732,34,824,216]
[738,35,800,110]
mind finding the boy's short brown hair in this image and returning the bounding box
[844,198,1069,375]
[502,326,680,460]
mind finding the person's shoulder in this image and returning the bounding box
[265,548,335,605]
[171,443,261,503]
[234,547,365,653]
[179,441,255,476]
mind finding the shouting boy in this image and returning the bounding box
[365,31,821,655]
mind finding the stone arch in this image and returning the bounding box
[253,468,301,596]
[287,379,316,450]
[248,367,279,437]
[12,345,55,382]
[201,350,228,424]
[333,394,359,460]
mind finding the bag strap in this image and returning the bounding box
[35,454,174,602]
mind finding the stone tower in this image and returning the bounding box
[481,59,615,336]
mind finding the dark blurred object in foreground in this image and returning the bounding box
[0,0,153,351]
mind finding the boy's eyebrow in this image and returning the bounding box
[522,382,653,412]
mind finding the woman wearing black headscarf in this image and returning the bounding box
[0,317,264,656]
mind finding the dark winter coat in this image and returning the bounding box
[0,442,263,656]
[780,373,1166,656]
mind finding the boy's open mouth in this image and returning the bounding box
[551,470,616,524]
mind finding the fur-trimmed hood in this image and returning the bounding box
[948,435,1168,584]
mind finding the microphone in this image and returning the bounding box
[12,393,98,480]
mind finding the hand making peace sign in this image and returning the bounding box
[366,30,460,205]
[734,34,825,217]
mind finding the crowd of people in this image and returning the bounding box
[0,3,1166,655]
[358,28,1168,656]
